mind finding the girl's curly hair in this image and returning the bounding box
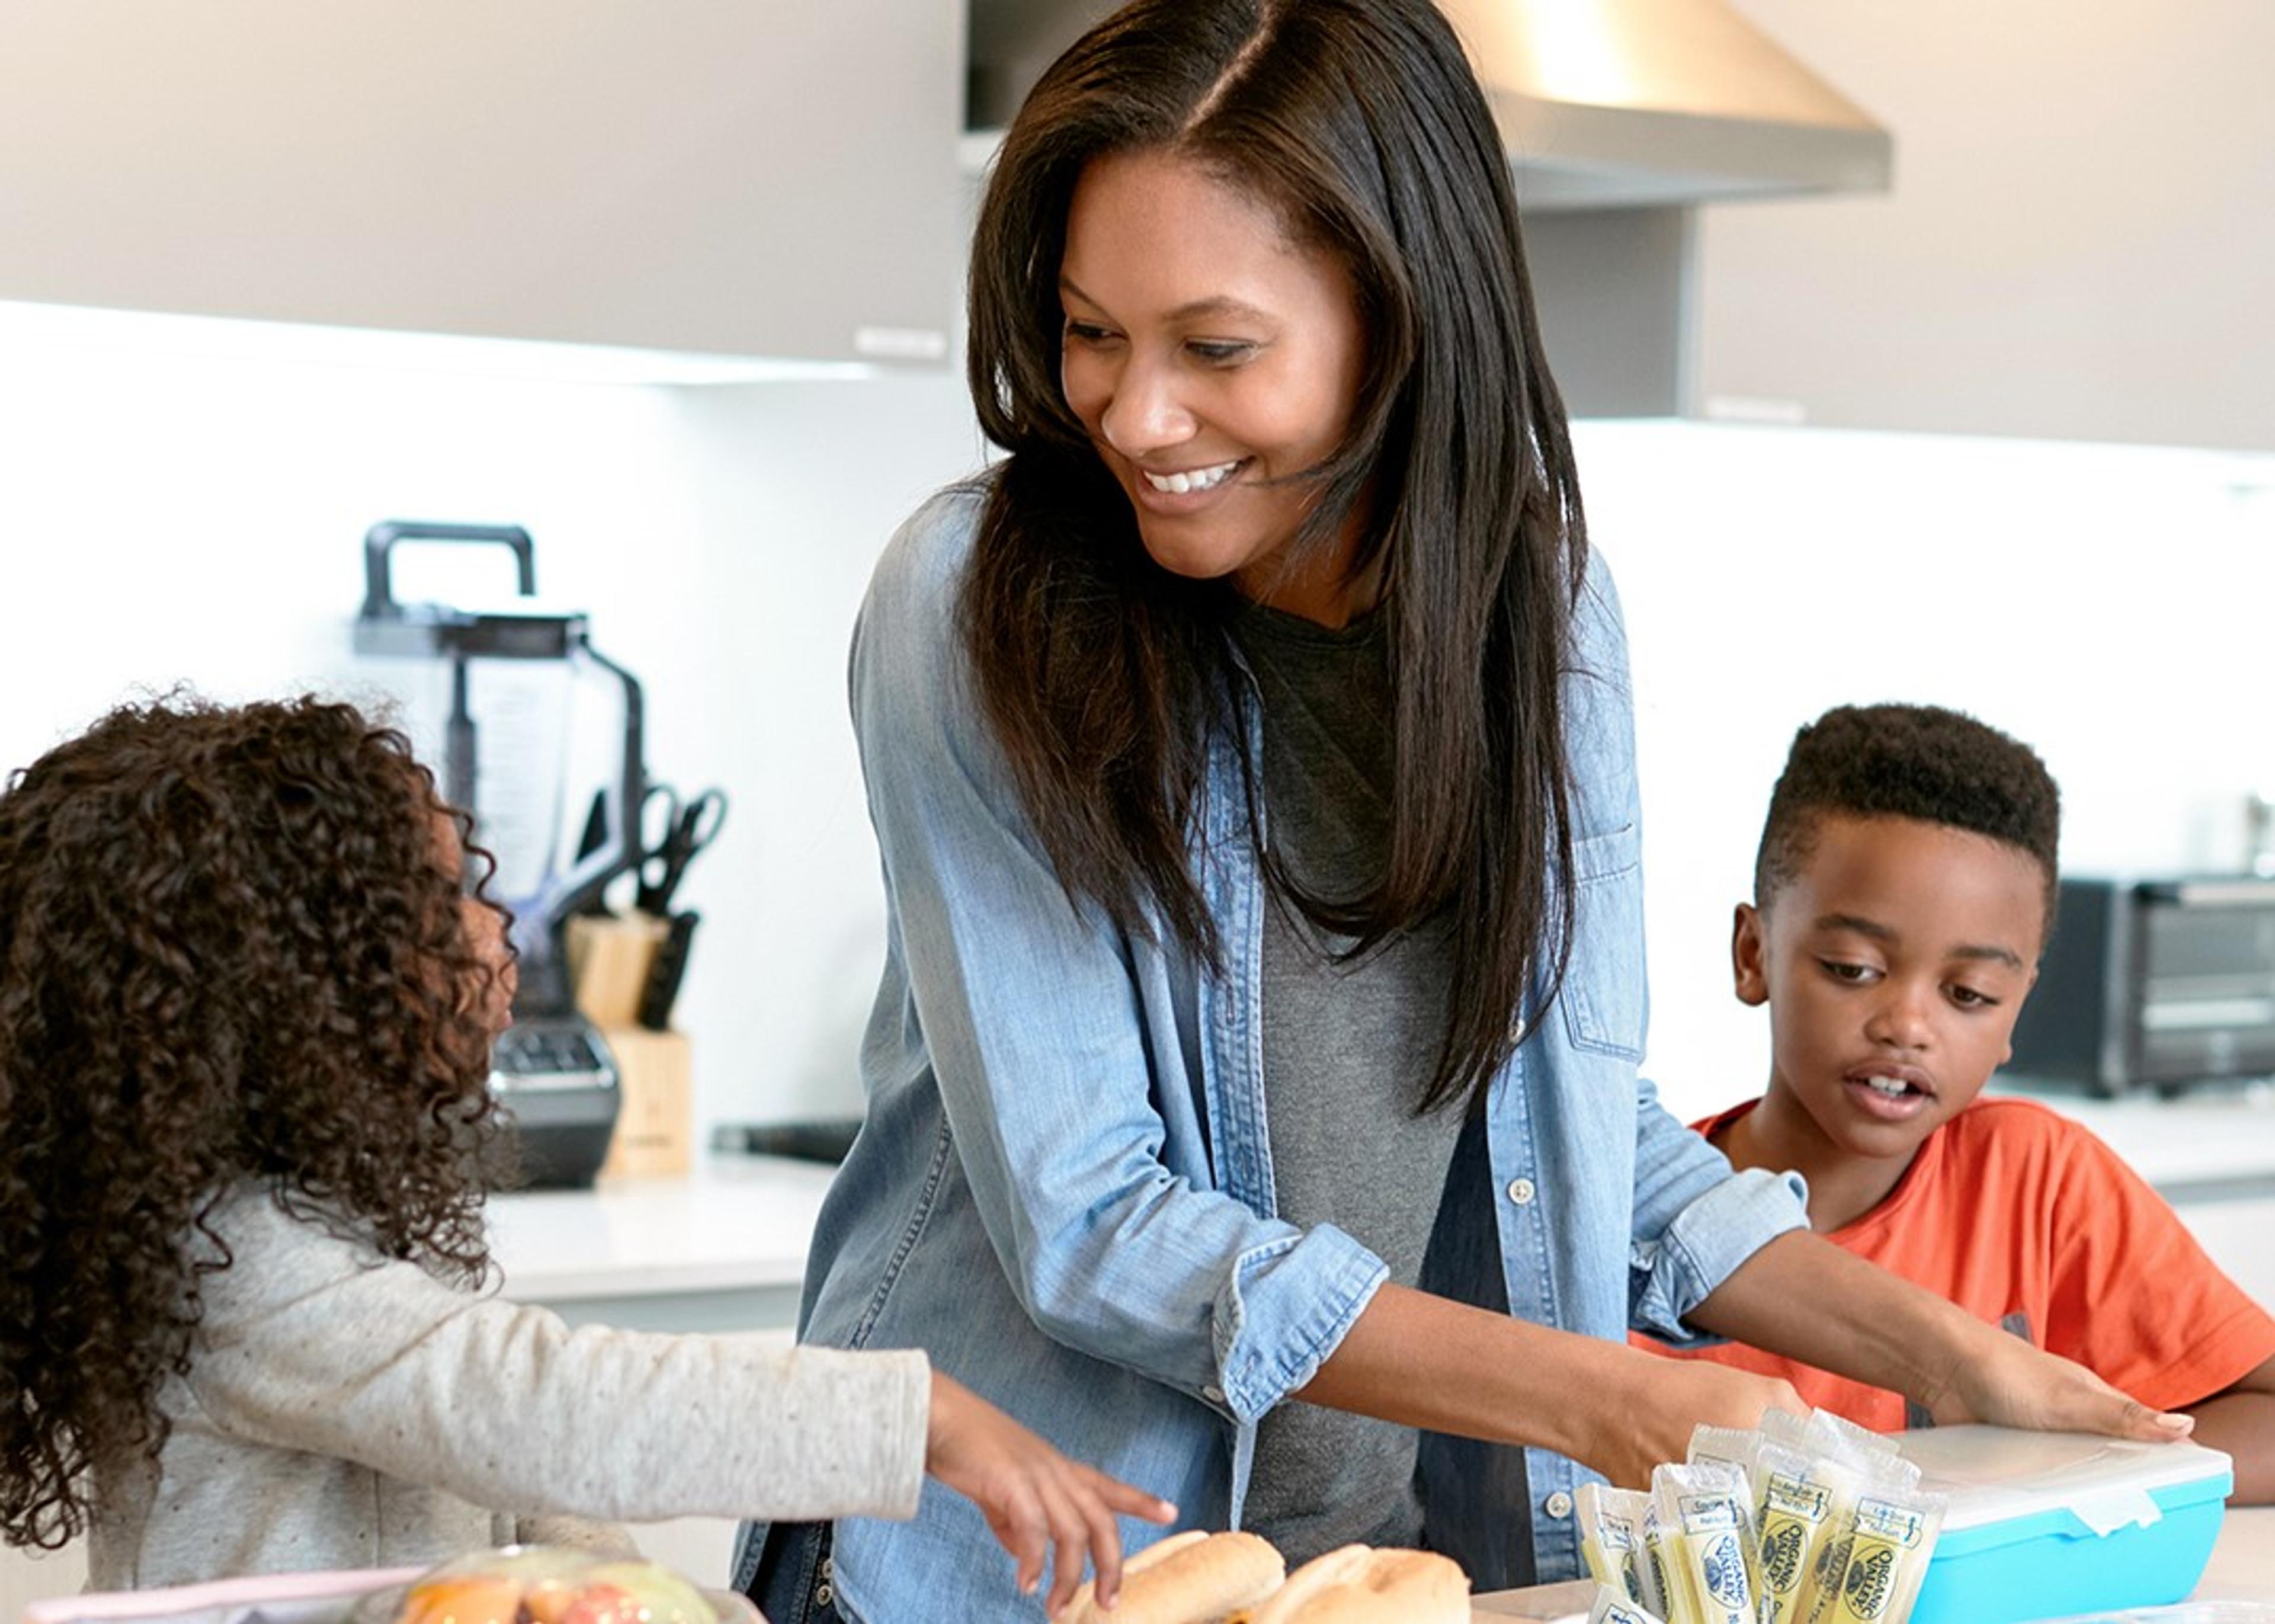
[0,694,508,1549]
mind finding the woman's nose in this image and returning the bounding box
[1098,354,1196,458]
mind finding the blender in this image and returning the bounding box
[353,520,646,1187]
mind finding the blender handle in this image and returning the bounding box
[360,521,536,619]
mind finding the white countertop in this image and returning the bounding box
[2198,1506,2275,1597]
[483,1082,2275,1305]
[1994,1079,2275,1190]
[486,1154,835,1303]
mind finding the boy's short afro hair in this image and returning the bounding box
[1754,703,2059,915]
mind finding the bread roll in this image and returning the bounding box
[1231,1546,1469,1624]
[1056,1529,1286,1624]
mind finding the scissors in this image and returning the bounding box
[635,783,728,915]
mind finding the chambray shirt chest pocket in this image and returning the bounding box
[1557,821,1646,1063]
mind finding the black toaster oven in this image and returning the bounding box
[2007,875,2275,1096]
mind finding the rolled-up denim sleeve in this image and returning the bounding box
[1212,1229,1387,1421]
[851,491,1384,1420]
[1627,1078,1808,1345]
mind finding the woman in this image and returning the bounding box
[738,2,2186,1617]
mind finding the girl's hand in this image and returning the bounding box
[925,1372,1178,1614]
[1922,1324,2194,1444]
[1578,1351,1807,1488]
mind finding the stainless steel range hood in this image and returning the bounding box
[966,0,1892,212]
[1446,0,1889,209]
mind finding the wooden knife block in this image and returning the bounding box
[592,1024,693,1180]
[566,918,693,1179]
[566,912,671,1029]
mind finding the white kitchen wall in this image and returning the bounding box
[1580,420,2275,1121]
[0,323,986,1133]
[6,325,2275,1132]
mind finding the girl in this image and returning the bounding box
[0,695,1168,1613]
[740,1,2189,1618]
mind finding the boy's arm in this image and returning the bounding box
[2183,1354,2275,1504]
[1687,1229,2192,1443]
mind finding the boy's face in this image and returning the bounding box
[1735,812,2046,1160]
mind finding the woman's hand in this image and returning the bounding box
[1920,1321,2194,1443]
[1575,1351,1808,1488]
[925,1372,1178,1614]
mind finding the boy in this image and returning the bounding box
[1649,703,2275,1501]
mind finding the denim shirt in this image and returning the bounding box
[735,484,1807,1621]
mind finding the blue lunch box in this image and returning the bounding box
[1898,1426,2234,1624]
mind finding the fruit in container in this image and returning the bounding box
[386,1547,720,1624]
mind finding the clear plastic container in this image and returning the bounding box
[24,1549,761,1624]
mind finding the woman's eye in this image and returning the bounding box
[1062,319,1119,347]
[1187,339,1258,366]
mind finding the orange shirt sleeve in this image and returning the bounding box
[2037,1117,2275,1413]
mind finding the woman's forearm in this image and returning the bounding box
[1682,1230,1976,1407]
[1294,1283,1615,1461]
[1687,1230,2191,1445]
[1292,1281,1800,1486]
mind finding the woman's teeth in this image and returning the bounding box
[1861,1075,1913,1097]
[1142,460,1240,495]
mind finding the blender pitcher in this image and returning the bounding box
[354,520,646,1187]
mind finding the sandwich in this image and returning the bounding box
[1231,1545,1469,1624]
[1055,1530,1287,1624]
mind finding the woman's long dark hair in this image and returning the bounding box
[964,0,1588,1114]
[0,695,506,1548]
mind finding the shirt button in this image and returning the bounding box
[1203,1383,1225,1404]
[813,1583,834,1609]
[1508,1013,1528,1043]
[1505,1177,1537,1206]
[1545,1490,1575,1519]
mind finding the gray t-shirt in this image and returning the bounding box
[1228,602,1467,1567]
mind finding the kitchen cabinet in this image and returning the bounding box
[0,1,962,366]
[1680,0,2275,451]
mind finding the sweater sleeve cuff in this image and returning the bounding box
[855,1347,931,1520]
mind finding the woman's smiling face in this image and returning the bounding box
[1058,146,1371,624]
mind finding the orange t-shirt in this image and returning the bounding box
[1639,1096,2275,1432]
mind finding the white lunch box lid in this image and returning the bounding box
[1897,1425,2234,1535]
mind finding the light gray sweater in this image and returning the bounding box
[89,1186,929,1592]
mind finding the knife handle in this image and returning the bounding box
[636,910,700,1031]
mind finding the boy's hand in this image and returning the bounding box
[1922,1323,2196,1443]
[925,1372,1178,1614]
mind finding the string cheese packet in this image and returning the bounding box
[1795,1452,1929,1624]
[1750,1443,1860,1624]
[1638,1497,1680,1622]
[1577,1482,1654,1605]
[1651,1461,1763,1624]
[1763,1408,1905,1473]
[1813,1481,1947,1624]
[1591,1583,1671,1624]
[1686,1423,1763,1481]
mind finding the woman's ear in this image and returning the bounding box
[1732,902,1770,1007]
